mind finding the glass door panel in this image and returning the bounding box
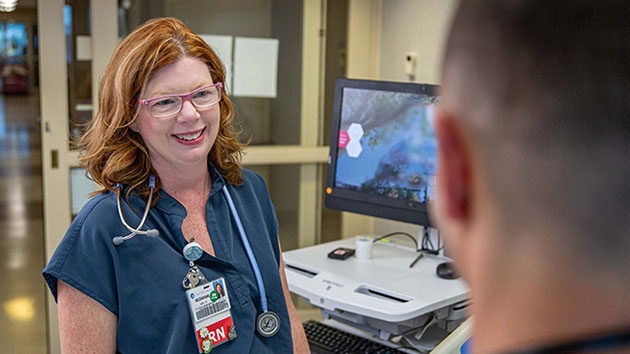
[247,164,301,251]
[118,0,303,146]
[64,0,93,146]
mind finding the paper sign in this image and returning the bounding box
[232,37,279,98]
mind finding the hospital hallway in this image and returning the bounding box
[0,93,48,353]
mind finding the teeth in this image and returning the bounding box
[174,130,203,141]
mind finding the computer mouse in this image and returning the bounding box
[436,262,460,280]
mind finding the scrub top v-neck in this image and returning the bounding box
[43,166,294,353]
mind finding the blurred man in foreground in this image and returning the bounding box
[433,1,630,353]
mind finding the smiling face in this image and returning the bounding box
[132,55,220,174]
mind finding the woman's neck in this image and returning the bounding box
[152,159,211,202]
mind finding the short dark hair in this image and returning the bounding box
[442,1,630,277]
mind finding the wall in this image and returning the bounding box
[379,0,457,84]
[343,0,458,239]
[268,0,302,249]
[376,0,458,236]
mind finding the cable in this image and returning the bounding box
[420,228,441,255]
[372,231,418,249]
[408,253,424,268]
[413,314,437,341]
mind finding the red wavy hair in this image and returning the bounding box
[80,17,245,200]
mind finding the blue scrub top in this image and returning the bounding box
[43,167,294,353]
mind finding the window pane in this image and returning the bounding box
[247,164,300,251]
[5,23,27,57]
[1,23,30,94]
[70,168,97,217]
[65,0,93,147]
[118,0,304,145]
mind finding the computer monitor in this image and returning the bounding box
[325,78,439,226]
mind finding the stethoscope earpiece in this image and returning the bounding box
[112,236,125,245]
[146,229,159,238]
[112,176,158,245]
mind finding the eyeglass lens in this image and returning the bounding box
[148,85,221,117]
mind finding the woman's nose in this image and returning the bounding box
[178,99,200,121]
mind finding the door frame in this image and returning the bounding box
[39,1,327,352]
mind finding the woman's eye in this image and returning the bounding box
[154,98,176,106]
[194,90,210,98]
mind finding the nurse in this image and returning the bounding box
[42,17,309,353]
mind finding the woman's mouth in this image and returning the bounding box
[173,128,205,141]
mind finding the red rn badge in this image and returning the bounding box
[196,316,235,353]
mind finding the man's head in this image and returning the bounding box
[433,0,630,292]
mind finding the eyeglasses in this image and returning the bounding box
[139,83,223,118]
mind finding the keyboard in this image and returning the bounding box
[303,320,407,354]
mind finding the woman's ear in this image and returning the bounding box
[129,112,141,133]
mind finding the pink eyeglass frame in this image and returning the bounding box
[137,82,223,117]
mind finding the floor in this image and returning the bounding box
[0,93,48,353]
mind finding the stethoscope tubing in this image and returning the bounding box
[115,186,152,237]
[221,185,269,313]
[112,175,158,245]
[113,177,270,313]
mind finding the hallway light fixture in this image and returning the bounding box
[4,297,35,321]
[0,0,17,12]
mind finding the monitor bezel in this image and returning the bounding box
[325,78,439,226]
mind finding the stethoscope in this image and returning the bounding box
[111,175,281,338]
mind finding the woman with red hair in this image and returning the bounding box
[43,18,308,353]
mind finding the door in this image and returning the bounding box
[39,1,327,352]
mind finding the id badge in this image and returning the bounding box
[186,277,236,353]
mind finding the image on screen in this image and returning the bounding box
[334,87,438,204]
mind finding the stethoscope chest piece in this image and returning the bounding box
[256,311,280,337]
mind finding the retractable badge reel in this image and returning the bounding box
[182,240,206,289]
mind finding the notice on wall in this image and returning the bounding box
[232,37,279,98]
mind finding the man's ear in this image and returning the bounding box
[434,108,471,223]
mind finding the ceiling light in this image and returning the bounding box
[0,5,16,12]
[0,0,16,12]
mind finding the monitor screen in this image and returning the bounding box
[325,78,439,226]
